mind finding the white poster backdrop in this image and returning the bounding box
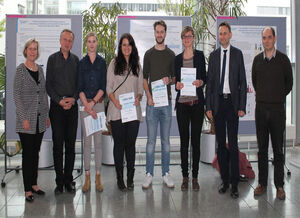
[16,18,71,73]
[230,25,277,121]
[130,19,182,116]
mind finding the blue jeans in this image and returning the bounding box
[145,100,172,176]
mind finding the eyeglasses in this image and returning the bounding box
[182,35,194,39]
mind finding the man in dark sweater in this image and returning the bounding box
[46,29,79,195]
[252,27,293,200]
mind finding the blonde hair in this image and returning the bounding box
[23,38,40,59]
[85,32,98,42]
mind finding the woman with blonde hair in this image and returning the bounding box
[78,32,107,192]
[14,38,50,202]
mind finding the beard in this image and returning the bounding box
[155,37,165,44]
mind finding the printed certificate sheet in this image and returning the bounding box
[181,68,196,96]
[119,92,137,123]
[84,112,107,137]
[151,79,169,107]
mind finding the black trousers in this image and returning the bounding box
[255,104,285,188]
[49,100,78,186]
[19,132,44,192]
[110,119,139,174]
[214,96,239,186]
[176,102,204,178]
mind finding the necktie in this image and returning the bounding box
[219,49,227,95]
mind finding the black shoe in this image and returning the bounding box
[127,181,134,190]
[65,183,76,193]
[218,183,229,194]
[25,195,34,202]
[127,168,135,191]
[117,179,127,191]
[31,188,45,195]
[54,186,63,195]
[230,185,239,199]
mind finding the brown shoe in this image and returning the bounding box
[96,174,104,192]
[181,177,189,191]
[276,187,286,200]
[254,184,266,196]
[192,178,200,191]
[82,174,91,193]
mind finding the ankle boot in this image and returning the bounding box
[82,174,91,193]
[127,168,135,190]
[96,174,104,192]
[116,169,126,191]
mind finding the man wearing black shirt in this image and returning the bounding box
[46,29,79,194]
[252,27,293,200]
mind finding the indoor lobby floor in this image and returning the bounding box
[1,147,300,218]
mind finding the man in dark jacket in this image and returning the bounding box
[206,22,247,199]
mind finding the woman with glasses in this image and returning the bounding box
[175,26,207,191]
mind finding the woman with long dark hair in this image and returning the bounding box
[106,33,143,191]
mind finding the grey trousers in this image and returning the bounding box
[80,102,104,172]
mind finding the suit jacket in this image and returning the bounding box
[14,63,49,134]
[206,45,247,115]
[174,49,207,108]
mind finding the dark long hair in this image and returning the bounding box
[114,33,140,77]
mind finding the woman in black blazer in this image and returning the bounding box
[175,26,207,191]
[13,38,50,202]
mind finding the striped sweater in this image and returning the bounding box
[13,63,49,134]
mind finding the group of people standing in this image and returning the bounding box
[13,19,292,203]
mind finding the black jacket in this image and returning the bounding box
[206,45,247,115]
[174,49,207,108]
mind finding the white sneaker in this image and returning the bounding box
[142,173,153,189]
[163,173,175,188]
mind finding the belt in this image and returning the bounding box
[220,93,231,99]
[183,99,199,106]
[87,97,103,104]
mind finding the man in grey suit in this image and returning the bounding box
[206,22,247,199]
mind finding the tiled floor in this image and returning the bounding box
[1,146,300,218]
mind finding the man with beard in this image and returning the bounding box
[142,20,176,189]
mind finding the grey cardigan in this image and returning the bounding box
[106,59,144,122]
[13,63,49,134]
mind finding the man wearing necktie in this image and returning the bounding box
[206,22,247,199]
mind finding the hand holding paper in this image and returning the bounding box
[151,79,169,107]
[181,68,196,96]
[119,92,137,123]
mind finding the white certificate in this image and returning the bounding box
[119,92,137,123]
[151,79,169,107]
[84,112,107,137]
[181,68,196,96]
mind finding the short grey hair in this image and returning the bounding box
[60,29,75,41]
